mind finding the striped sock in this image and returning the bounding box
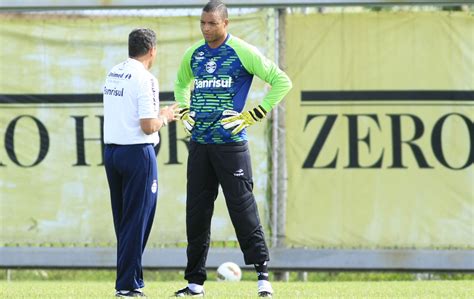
[254,262,269,281]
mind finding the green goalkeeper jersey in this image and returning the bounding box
[174,34,292,144]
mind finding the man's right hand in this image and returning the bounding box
[179,107,195,135]
[159,103,179,125]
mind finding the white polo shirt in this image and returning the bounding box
[103,58,159,145]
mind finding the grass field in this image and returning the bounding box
[1,280,473,298]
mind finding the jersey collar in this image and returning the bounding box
[126,57,147,70]
[206,33,231,50]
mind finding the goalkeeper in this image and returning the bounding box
[173,1,291,297]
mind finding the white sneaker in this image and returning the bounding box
[115,289,146,297]
[258,280,273,297]
[174,286,204,297]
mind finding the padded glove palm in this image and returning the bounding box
[179,107,195,135]
[221,105,267,135]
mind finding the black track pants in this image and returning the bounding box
[184,141,269,284]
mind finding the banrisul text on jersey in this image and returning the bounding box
[194,77,233,89]
[174,34,292,144]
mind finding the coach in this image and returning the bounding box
[103,28,178,297]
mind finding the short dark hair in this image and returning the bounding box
[203,0,228,20]
[128,28,156,58]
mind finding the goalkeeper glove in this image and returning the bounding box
[179,107,195,135]
[221,105,267,135]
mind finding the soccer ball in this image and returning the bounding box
[216,262,242,282]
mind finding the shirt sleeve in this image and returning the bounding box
[137,75,159,119]
[231,37,292,112]
[174,41,203,108]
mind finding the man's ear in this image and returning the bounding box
[149,46,157,57]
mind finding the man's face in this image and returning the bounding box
[200,11,228,44]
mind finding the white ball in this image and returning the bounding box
[216,262,242,282]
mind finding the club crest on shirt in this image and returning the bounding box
[205,60,217,73]
[151,180,157,194]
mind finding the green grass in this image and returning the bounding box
[2,269,473,282]
[1,280,473,298]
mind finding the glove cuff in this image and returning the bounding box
[250,105,267,121]
[179,107,189,120]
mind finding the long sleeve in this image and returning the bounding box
[230,36,292,112]
[174,41,204,108]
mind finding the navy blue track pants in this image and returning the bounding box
[185,141,269,285]
[104,144,158,291]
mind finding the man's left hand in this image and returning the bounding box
[221,105,267,135]
[179,107,196,135]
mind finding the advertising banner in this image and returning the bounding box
[0,10,273,246]
[285,11,473,248]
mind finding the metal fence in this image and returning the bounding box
[2,247,473,271]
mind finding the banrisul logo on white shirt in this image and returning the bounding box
[103,86,124,97]
[194,77,232,89]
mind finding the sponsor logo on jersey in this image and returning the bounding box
[205,60,217,73]
[233,169,244,177]
[194,77,233,89]
[195,51,205,60]
[107,72,132,79]
[103,86,124,97]
[150,78,157,107]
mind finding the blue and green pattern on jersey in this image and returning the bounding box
[175,34,292,144]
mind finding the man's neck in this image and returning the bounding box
[207,33,227,49]
[131,57,150,70]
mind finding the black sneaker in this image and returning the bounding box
[258,291,272,297]
[174,287,204,297]
[115,290,146,297]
